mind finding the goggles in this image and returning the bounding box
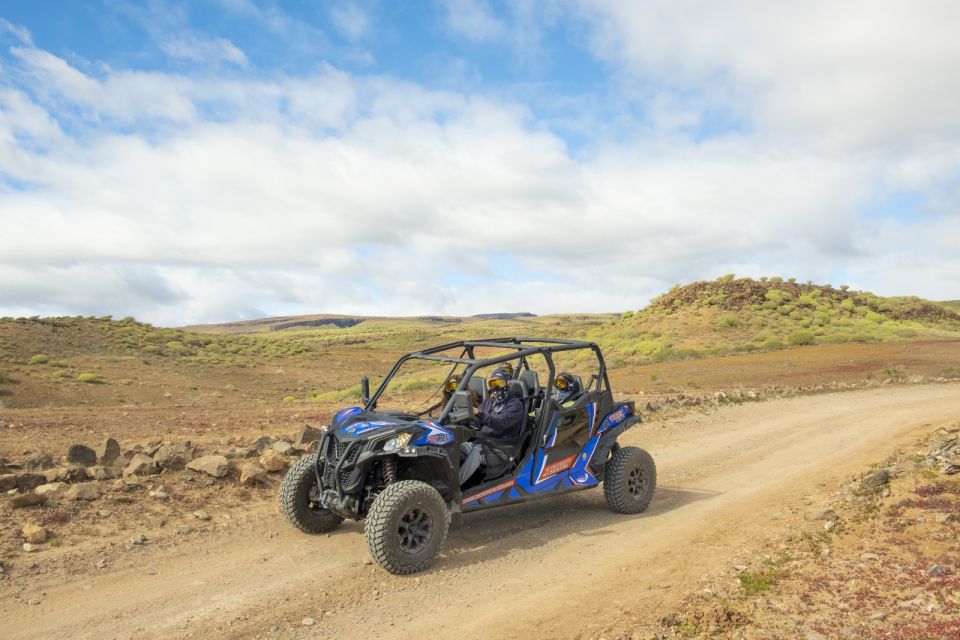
[553,376,569,390]
[487,378,508,390]
[444,379,460,392]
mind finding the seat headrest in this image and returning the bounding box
[507,379,527,400]
[519,370,539,394]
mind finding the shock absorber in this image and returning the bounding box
[382,456,397,484]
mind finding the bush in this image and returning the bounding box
[762,337,783,350]
[281,395,297,402]
[29,354,49,365]
[788,330,816,346]
[620,310,634,320]
[0,370,8,384]
[716,313,740,328]
[77,372,100,383]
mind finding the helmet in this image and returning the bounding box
[553,372,580,404]
[443,374,462,397]
[500,362,515,377]
[488,368,511,399]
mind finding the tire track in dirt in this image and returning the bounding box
[4,384,959,639]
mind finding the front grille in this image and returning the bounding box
[321,435,361,489]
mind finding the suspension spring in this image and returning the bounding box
[382,457,397,484]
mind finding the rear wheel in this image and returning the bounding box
[280,453,343,534]
[365,480,450,575]
[603,445,656,514]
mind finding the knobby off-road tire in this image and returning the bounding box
[603,445,656,514]
[279,453,343,534]
[365,480,450,575]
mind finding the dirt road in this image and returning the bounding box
[4,384,959,639]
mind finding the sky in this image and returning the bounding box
[1,1,959,326]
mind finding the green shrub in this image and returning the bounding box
[29,354,49,365]
[77,372,100,383]
[620,310,634,320]
[52,369,71,379]
[762,337,783,350]
[738,569,779,595]
[716,313,740,328]
[281,395,297,402]
[788,330,816,346]
[0,370,8,384]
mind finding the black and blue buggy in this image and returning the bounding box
[280,337,656,574]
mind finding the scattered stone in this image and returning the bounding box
[87,466,115,481]
[860,552,880,561]
[868,612,885,621]
[66,483,101,501]
[193,510,211,521]
[130,533,148,545]
[15,473,46,492]
[148,488,169,499]
[25,453,54,470]
[111,479,127,492]
[259,450,286,472]
[94,438,121,466]
[153,442,194,470]
[43,468,67,483]
[861,469,890,490]
[35,482,67,495]
[820,547,831,558]
[934,513,954,523]
[123,454,158,478]
[302,618,315,626]
[22,543,38,553]
[239,463,268,486]
[272,440,294,455]
[804,507,838,522]
[11,493,48,508]
[21,524,47,544]
[187,455,230,478]
[0,474,16,492]
[823,520,835,532]
[67,444,97,466]
[294,425,324,450]
[926,564,949,576]
[251,436,275,452]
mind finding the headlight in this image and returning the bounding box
[383,432,412,452]
[320,424,330,434]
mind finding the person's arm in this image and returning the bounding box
[480,398,524,438]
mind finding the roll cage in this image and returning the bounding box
[364,337,611,425]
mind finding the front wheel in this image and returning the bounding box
[365,480,450,575]
[279,453,343,534]
[603,446,656,514]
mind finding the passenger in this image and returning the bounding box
[458,368,525,486]
[553,372,582,406]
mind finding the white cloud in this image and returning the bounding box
[330,3,370,41]
[160,36,249,67]
[440,0,505,42]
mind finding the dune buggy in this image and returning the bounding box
[280,337,655,574]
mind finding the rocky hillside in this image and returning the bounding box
[592,276,960,365]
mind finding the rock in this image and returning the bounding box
[272,440,294,455]
[153,442,194,470]
[111,479,127,492]
[294,425,324,449]
[820,547,831,558]
[934,513,954,523]
[259,450,286,472]
[0,474,16,492]
[11,493,48,508]
[35,482,67,495]
[148,488,169,499]
[87,466,115,481]
[251,436,274,452]
[240,463,268,486]
[131,533,147,545]
[123,454,158,477]
[193,510,211,521]
[43,468,66,483]
[21,524,47,544]
[67,444,97,466]
[868,612,885,621]
[861,469,890,490]
[302,618,315,626]
[824,520,835,532]
[22,543,38,553]
[186,455,230,478]
[860,552,880,561]
[15,473,46,492]
[25,452,54,470]
[926,564,949,576]
[804,507,838,522]
[94,438,121,466]
[66,483,101,501]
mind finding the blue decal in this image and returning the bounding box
[597,405,629,433]
[340,420,395,435]
[412,421,454,446]
[568,434,601,487]
[334,406,363,424]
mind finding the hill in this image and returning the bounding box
[589,276,960,365]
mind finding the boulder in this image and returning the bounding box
[67,444,97,466]
[15,473,46,492]
[11,493,48,508]
[251,436,275,452]
[87,466,115,481]
[186,455,230,478]
[239,463,268,486]
[123,454,159,478]
[35,482,67,495]
[153,442,194,470]
[272,440,293,455]
[95,438,121,466]
[25,452,54,470]
[259,450,286,472]
[861,469,891,490]
[294,425,324,450]
[66,483,101,501]
[0,474,16,492]
[43,467,66,483]
[803,507,838,522]
[21,524,47,544]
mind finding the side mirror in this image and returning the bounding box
[449,390,473,423]
[360,376,370,406]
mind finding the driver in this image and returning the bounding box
[458,367,524,486]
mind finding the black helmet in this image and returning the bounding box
[488,368,511,399]
[553,372,580,403]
